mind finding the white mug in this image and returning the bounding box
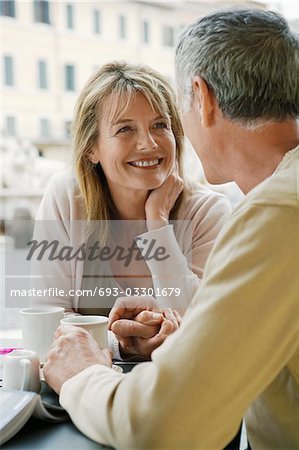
[20,307,65,363]
[3,349,41,393]
[60,315,108,348]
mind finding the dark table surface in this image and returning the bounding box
[3,362,137,449]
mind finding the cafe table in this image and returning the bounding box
[2,362,136,449]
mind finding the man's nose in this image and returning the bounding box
[137,130,158,151]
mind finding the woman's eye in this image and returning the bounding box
[117,126,131,134]
[154,121,169,129]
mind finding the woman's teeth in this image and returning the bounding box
[130,159,159,167]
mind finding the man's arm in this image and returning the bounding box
[53,204,298,449]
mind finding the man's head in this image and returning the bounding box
[175,9,299,184]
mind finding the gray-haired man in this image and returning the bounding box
[44,9,299,449]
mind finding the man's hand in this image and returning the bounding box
[43,325,112,394]
[108,296,182,360]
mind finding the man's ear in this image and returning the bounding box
[192,76,215,127]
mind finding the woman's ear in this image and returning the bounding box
[192,76,216,127]
[89,155,98,164]
[89,145,99,164]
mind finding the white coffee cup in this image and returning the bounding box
[60,315,108,348]
[3,349,41,393]
[20,307,65,363]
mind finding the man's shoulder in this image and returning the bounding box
[246,148,299,209]
[222,155,299,256]
[204,155,299,287]
[230,155,299,227]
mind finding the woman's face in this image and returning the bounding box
[93,92,176,198]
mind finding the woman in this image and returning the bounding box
[31,62,231,355]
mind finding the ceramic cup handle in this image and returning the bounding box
[20,358,32,391]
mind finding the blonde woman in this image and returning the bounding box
[31,62,230,356]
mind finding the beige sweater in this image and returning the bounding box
[60,146,299,449]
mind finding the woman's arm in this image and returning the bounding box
[29,172,80,313]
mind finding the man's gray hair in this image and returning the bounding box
[175,9,299,127]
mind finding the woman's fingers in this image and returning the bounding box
[135,310,164,325]
[163,308,180,330]
[108,296,159,329]
[173,310,183,326]
[140,319,175,355]
[111,319,160,339]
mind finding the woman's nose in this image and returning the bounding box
[137,130,158,151]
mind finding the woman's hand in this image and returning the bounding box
[108,296,182,360]
[145,165,184,231]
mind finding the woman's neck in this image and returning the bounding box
[109,186,149,221]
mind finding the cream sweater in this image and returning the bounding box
[60,146,299,449]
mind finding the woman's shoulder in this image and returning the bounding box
[45,170,82,204]
[179,180,232,223]
[37,170,85,220]
[46,170,78,196]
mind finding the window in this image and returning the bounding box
[141,20,150,44]
[93,9,101,34]
[0,0,15,17]
[5,116,16,136]
[118,15,127,39]
[65,120,72,138]
[38,59,48,89]
[3,55,14,86]
[65,64,75,91]
[162,25,174,47]
[39,118,50,138]
[34,0,50,25]
[66,3,74,30]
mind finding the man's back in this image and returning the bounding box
[239,147,299,448]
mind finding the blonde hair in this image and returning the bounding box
[72,61,187,238]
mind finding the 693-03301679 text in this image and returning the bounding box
[95,286,181,298]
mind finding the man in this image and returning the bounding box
[44,9,299,449]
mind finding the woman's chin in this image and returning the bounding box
[129,175,166,191]
[141,180,164,191]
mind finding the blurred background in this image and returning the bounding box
[1,1,299,333]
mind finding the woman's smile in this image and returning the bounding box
[127,157,163,169]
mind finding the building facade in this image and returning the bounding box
[1,0,265,151]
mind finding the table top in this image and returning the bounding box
[3,362,137,449]
[3,417,107,450]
